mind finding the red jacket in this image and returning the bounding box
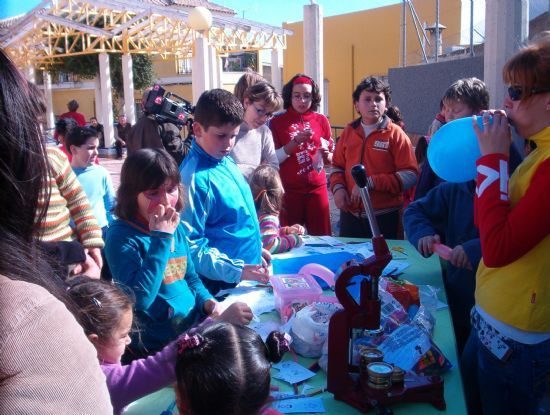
[330,116,418,213]
[59,111,87,126]
[270,107,332,192]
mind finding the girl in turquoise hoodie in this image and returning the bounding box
[105,149,252,359]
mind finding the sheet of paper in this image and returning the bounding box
[382,260,411,276]
[272,361,316,384]
[343,241,373,255]
[217,282,275,317]
[271,397,325,413]
[248,320,281,342]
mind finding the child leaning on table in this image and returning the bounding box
[66,277,215,415]
[179,89,269,296]
[249,165,306,254]
[105,149,252,359]
[175,322,289,415]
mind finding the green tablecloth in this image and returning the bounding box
[124,240,467,415]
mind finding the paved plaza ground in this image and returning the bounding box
[100,155,341,235]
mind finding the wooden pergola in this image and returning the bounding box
[0,0,291,145]
[0,0,290,65]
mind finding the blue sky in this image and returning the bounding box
[0,0,402,23]
[218,0,402,26]
[1,0,546,26]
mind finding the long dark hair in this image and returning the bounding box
[115,148,184,220]
[0,50,73,308]
[175,322,288,415]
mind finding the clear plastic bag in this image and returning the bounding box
[290,302,342,358]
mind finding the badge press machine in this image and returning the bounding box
[327,164,446,412]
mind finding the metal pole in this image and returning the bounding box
[435,0,440,62]
[402,0,406,67]
[470,0,474,56]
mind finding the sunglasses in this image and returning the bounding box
[507,85,550,101]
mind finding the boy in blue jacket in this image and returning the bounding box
[179,89,268,295]
[404,181,480,355]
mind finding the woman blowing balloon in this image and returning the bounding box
[462,36,550,415]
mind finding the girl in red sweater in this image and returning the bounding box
[269,74,333,235]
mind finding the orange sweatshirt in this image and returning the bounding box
[330,116,418,214]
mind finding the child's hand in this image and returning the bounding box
[86,247,103,269]
[261,249,272,268]
[289,224,306,235]
[72,253,101,279]
[149,204,180,234]
[417,234,441,257]
[218,302,253,325]
[320,147,333,165]
[350,185,363,205]
[203,299,219,316]
[294,129,313,145]
[449,245,472,270]
[333,188,350,211]
[241,264,269,284]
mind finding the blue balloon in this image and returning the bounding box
[427,116,486,183]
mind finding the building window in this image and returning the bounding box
[177,58,192,74]
[58,72,77,83]
[222,51,258,72]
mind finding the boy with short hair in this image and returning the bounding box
[179,89,267,295]
[330,76,418,239]
[66,126,116,280]
[414,77,489,200]
[66,126,116,234]
[404,77,522,355]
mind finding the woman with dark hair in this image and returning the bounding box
[269,73,333,235]
[461,36,550,414]
[105,148,251,359]
[0,49,112,413]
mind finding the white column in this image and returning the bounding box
[94,78,102,121]
[271,48,282,93]
[484,0,528,108]
[25,65,36,83]
[192,35,211,103]
[304,3,324,114]
[43,71,55,130]
[122,53,136,125]
[98,52,115,148]
[208,45,218,89]
[216,53,223,89]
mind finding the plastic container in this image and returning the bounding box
[270,263,335,323]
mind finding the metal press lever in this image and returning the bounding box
[351,164,380,238]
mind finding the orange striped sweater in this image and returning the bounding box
[36,147,104,249]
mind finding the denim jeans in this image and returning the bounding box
[461,328,550,415]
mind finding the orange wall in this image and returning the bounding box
[283,0,462,128]
[52,89,96,120]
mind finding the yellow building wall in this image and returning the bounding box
[283,0,462,128]
[52,89,96,121]
[152,56,180,78]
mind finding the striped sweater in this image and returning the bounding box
[36,147,104,249]
[259,213,303,254]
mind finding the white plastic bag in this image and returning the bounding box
[290,302,342,358]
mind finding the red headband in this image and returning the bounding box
[293,76,313,86]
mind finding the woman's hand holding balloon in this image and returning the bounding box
[472,110,511,157]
